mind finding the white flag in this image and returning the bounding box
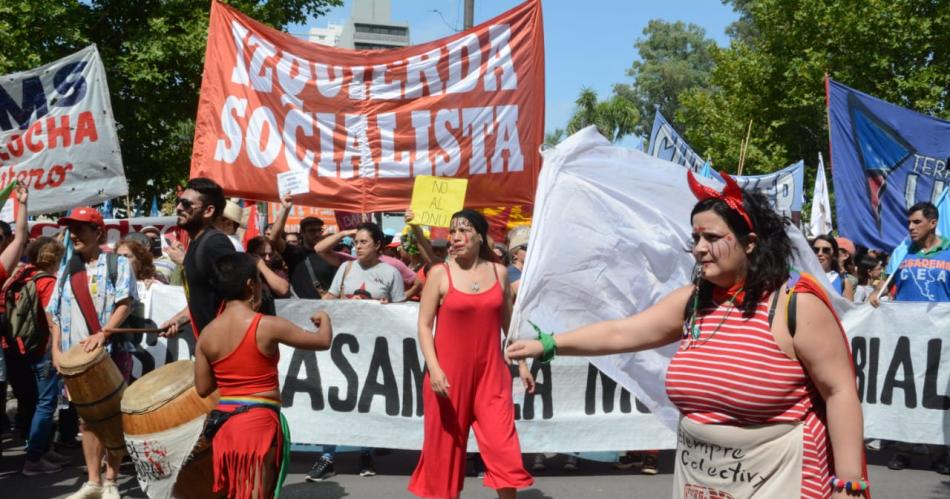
[808,152,833,237]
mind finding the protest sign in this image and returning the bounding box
[277,169,309,198]
[409,175,468,227]
[191,0,544,212]
[828,78,950,250]
[28,216,177,243]
[0,45,127,214]
[334,211,363,231]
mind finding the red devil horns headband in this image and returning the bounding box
[687,169,754,230]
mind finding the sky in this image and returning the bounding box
[290,0,739,143]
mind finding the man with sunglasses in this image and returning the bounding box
[268,195,339,298]
[161,178,236,337]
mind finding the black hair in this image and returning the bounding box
[908,201,938,221]
[300,217,324,230]
[355,222,384,252]
[246,236,269,255]
[450,209,497,262]
[810,234,841,273]
[210,252,259,301]
[856,254,881,286]
[0,220,11,239]
[185,177,225,219]
[690,189,793,317]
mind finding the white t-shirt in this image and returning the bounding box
[329,260,406,302]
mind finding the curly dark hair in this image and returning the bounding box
[690,189,795,317]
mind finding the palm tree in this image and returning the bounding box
[566,88,639,143]
[544,128,565,146]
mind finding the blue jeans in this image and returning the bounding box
[321,446,371,461]
[26,351,59,461]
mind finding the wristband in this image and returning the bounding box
[528,320,557,363]
[830,476,869,493]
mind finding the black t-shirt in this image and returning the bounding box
[183,228,236,335]
[283,244,338,299]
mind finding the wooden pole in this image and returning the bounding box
[737,119,753,176]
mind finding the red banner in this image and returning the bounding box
[191,0,544,212]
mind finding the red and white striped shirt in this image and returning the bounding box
[666,295,831,499]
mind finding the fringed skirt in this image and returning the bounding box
[212,397,291,499]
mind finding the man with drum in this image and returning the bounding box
[48,206,137,499]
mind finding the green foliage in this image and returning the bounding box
[544,128,565,146]
[677,0,950,175]
[566,88,639,143]
[0,0,341,204]
[613,20,716,137]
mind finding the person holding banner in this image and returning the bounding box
[409,209,534,499]
[268,196,339,299]
[508,172,868,499]
[194,252,333,499]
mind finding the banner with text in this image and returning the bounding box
[828,78,950,250]
[28,216,177,243]
[646,111,804,219]
[0,45,127,214]
[191,0,544,212]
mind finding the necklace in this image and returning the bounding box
[682,287,743,349]
[463,258,481,292]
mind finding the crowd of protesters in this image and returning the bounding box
[0,176,948,499]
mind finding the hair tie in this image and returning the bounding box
[687,170,753,230]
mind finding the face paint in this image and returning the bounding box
[709,236,733,260]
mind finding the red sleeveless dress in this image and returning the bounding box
[408,264,533,498]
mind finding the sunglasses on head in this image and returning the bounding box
[812,246,834,255]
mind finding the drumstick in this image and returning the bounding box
[103,326,169,334]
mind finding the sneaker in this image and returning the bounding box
[101,480,120,499]
[888,453,910,471]
[305,457,335,482]
[44,450,72,465]
[641,454,658,475]
[22,458,63,476]
[614,452,644,470]
[531,453,546,472]
[65,482,103,499]
[359,453,376,477]
[563,454,579,472]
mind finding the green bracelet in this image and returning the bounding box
[528,320,557,363]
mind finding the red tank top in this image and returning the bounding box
[211,313,280,397]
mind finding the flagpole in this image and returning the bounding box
[737,119,752,176]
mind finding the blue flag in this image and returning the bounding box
[827,79,950,251]
[99,199,113,218]
[884,188,950,276]
[149,196,160,217]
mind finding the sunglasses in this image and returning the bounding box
[176,197,196,209]
[812,246,834,255]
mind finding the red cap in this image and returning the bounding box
[58,206,104,228]
[835,237,856,255]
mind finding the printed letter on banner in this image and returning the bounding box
[0,45,127,214]
[191,0,544,212]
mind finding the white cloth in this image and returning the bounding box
[125,415,207,499]
[808,152,833,237]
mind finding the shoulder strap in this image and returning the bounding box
[303,254,321,290]
[787,292,798,337]
[442,262,453,290]
[767,290,780,327]
[107,253,118,287]
[491,261,500,285]
[337,261,353,297]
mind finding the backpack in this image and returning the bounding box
[6,269,55,356]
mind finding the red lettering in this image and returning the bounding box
[47,163,72,187]
[74,111,98,145]
[7,135,23,158]
[46,116,71,149]
[29,169,46,189]
[24,121,43,153]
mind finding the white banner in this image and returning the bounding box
[0,45,127,214]
[28,216,177,243]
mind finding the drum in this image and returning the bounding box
[59,344,126,455]
[122,360,221,499]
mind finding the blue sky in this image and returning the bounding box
[290,0,739,142]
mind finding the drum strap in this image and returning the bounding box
[66,254,102,334]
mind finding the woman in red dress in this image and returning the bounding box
[409,209,535,499]
[508,172,869,499]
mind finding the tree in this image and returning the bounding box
[0,0,342,205]
[613,20,716,137]
[566,88,639,143]
[677,0,950,175]
[544,128,565,147]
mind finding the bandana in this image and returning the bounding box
[687,169,753,231]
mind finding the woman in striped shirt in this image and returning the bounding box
[508,171,867,498]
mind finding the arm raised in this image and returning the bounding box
[268,310,333,351]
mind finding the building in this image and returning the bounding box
[308,23,344,47]
[339,0,410,50]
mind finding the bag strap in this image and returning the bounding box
[767,290,781,327]
[106,253,118,287]
[787,292,798,337]
[303,254,321,292]
[337,261,353,297]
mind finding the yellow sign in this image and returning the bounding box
[409,176,468,228]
